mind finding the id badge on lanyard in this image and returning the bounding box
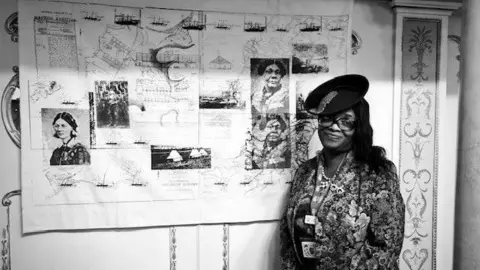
[300,174,331,259]
[300,237,320,259]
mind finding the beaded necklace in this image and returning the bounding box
[310,152,348,218]
[320,152,347,181]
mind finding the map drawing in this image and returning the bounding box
[20,0,351,232]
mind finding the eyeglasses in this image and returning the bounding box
[318,116,355,131]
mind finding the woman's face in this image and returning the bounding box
[317,109,355,153]
[265,119,282,143]
[53,118,73,140]
[262,63,283,88]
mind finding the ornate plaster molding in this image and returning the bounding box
[4,12,18,42]
[1,66,20,148]
[351,30,362,55]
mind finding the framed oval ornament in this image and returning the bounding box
[1,66,20,147]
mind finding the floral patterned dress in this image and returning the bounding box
[280,151,405,270]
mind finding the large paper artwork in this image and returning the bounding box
[19,0,353,232]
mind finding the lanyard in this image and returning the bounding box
[310,153,347,218]
[310,168,331,218]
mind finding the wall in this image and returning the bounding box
[0,0,461,269]
[441,8,461,270]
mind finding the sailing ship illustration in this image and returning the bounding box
[83,11,102,21]
[131,182,145,187]
[329,26,345,31]
[182,12,206,30]
[105,131,119,146]
[60,183,74,187]
[214,181,227,186]
[327,20,347,31]
[151,16,169,26]
[275,25,288,32]
[133,136,147,145]
[239,180,252,185]
[114,10,140,26]
[95,173,110,188]
[59,92,78,105]
[121,161,146,186]
[61,100,77,105]
[244,18,267,32]
[300,21,321,32]
[96,183,110,187]
[215,20,231,30]
[105,141,118,146]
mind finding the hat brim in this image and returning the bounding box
[304,74,369,116]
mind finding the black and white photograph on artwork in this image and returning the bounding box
[295,81,316,120]
[199,78,246,109]
[250,58,290,114]
[151,146,212,170]
[292,43,329,74]
[246,113,291,170]
[41,108,91,166]
[95,80,130,128]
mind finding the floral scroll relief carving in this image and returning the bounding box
[408,26,433,83]
[1,190,21,270]
[4,12,17,42]
[448,34,461,82]
[351,30,362,55]
[1,66,20,148]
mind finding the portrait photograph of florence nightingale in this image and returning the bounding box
[42,109,91,166]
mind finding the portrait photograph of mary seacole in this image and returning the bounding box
[250,58,290,115]
[41,108,91,166]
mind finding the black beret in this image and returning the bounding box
[304,74,369,116]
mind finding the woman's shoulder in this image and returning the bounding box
[301,156,317,168]
[360,159,399,188]
[71,142,89,152]
[356,155,397,175]
[374,161,398,177]
[294,157,317,176]
[290,157,317,190]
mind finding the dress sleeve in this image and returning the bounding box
[280,210,299,270]
[50,148,59,166]
[364,164,405,269]
[74,144,91,165]
[280,162,311,270]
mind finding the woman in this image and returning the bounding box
[50,112,90,166]
[250,114,291,169]
[280,74,405,269]
[251,59,289,114]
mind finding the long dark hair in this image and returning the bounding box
[351,98,395,173]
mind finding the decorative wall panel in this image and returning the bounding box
[399,18,440,270]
